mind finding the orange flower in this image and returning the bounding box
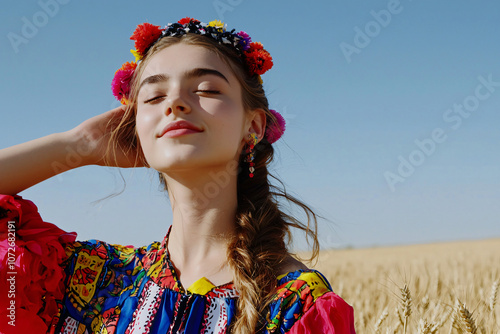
[130,22,164,56]
[118,61,137,72]
[249,42,264,50]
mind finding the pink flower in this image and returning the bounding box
[266,109,286,144]
[111,61,137,104]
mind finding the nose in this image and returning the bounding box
[164,90,191,116]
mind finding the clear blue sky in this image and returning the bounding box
[1,0,499,249]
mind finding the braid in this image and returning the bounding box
[228,142,319,333]
[228,145,281,333]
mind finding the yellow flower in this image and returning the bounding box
[257,75,263,85]
[130,49,142,62]
[208,20,225,31]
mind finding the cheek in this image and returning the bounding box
[135,111,157,148]
[213,112,248,156]
[203,99,245,128]
[135,111,162,167]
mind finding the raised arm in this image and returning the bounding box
[0,106,143,195]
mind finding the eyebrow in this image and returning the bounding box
[139,68,230,91]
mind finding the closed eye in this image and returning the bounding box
[196,90,221,95]
[144,90,220,103]
[144,96,166,104]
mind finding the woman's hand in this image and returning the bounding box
[68,106,146,168]
[0,106,146,195]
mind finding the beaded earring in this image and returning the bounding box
[244,133,258,178]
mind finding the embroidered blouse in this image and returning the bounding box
[0,195,356,334]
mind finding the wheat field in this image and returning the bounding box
[312,238,500,333]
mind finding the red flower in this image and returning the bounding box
[244,42,274,76]
[178,17,199,25]
[130,22,164,56]
[0,195,77,334]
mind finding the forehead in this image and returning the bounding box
[140,43,237,84]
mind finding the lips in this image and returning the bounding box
[158,120,203,138]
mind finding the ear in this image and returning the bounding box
[244,108,267,143]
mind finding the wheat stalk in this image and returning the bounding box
[396,306,404,328]
[392,321,401,333]
[374,307,389,334]
[417,318,428,334]
[489,280,498,312]
[358,310,366,330]
[401,284,412,334]
[449,299,462,334]
[421,295,430,313]
[458,302,478,334]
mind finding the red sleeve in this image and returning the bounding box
[289,292,356,334]
[0,195,77,334]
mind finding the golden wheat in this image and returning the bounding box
[457,302,477,334]
[309,238,500,333]
[374,307,389,333]
[490,280,498,313]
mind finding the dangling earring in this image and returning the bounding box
[244,133,258,178]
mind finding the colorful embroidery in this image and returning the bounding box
[0,195,350,334]
[50,230,335,333]
[264,271,333,333]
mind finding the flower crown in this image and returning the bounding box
[111,17,285,144]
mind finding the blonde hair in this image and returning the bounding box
[109,34,320,333]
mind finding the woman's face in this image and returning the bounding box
[135,43,249,174]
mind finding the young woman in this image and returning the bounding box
[0,18,355,333]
